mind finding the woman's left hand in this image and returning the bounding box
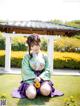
[34,77,41,82]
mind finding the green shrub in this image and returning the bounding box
[12,43,27,51]
[0,56,5,67]
[75,35,80,39]
[0,35,80,52]
[0,51,80,69]
[54,36,80,52]
[0,38,5,50]
[11,58,22,68]
[0,55,22,68]
[54,59,80,69]
[40,38,47,51]
[0,37,47,51]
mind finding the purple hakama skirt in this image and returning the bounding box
[12,71,64,98]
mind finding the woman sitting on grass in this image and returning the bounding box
[12,34,64,99]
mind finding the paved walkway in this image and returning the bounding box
[0,67,80,75]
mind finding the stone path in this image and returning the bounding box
[0,67,80,75]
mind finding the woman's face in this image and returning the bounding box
[31,42,40,53]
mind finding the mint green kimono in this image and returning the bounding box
[21,52,51,84]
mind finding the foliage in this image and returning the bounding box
[65,20,80,28]
[0,38,5,50]
[54,36,80,52]
[54,52,80,69]
[64,96,77,106]
[0,32,4,37]
[74,35,80,39]
[0,33,5,50]
[0,50,80,69]
[50,19,80,28]
[40,38,47,51]
[12,42,27,51]
[0,36,47,51]
[11,36,27,51]
[50,19,64,24]
[0,33,80,52]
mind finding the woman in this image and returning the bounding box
[12,34,64,99]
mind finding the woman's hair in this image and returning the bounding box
[26,34,41,58]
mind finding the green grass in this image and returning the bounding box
[0,74,80,106]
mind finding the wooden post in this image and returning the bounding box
[5,36,11,71]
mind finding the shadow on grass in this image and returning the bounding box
[17,95,50,106]
[0,73,5,75]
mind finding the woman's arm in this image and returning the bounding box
[21,54,36,82]
[39,54,51,81]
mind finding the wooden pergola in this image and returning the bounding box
[0,20,80,36]
[0,20,80,73]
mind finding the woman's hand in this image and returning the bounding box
[34,77,41,88]
[34,77,41,82]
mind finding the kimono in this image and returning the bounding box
[21,52,51,83]
[12,52,64,98]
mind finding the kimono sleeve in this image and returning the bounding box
[21,54,36,81]
[39,54,51,80]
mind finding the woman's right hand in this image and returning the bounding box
[34,77,41,88]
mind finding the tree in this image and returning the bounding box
[50,19,64,24]
[65,20,80,28]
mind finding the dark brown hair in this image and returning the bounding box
[26,34,41,58]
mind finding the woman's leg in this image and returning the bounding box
[25,84,37,99]
[40,81,52,96]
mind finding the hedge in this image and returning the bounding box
[0,37,47,51]
[54,52,80,69]
[54,36,80,52]
[54,59,80,69]
[0,38,5,50]
[0,35,80,52]
[0,50,80,69]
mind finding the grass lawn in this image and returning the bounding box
[0,74,80,106]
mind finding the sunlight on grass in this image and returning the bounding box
[0,75,80,106]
